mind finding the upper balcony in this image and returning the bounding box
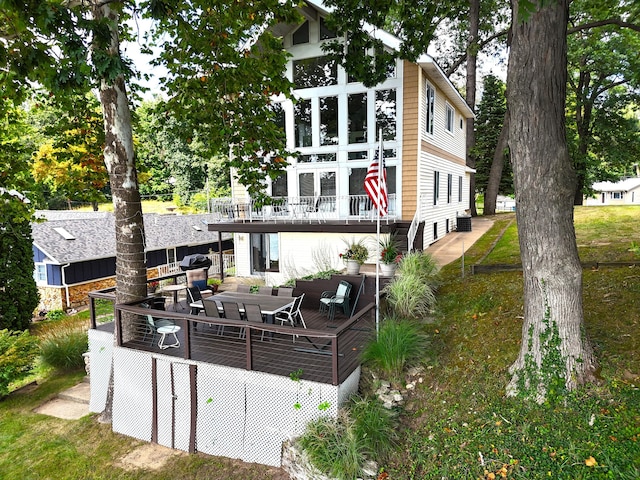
[209,194,398,225]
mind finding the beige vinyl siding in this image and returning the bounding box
[401,61,420,221]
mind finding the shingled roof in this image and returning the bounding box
[32,211,228,264]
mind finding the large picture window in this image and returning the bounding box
[376,89,396,141]
[320,96,338,145]
[294,99,312,147]
[348,93,367,144]
[293,57,338,89]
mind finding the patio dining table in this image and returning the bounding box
[191,292,296,324]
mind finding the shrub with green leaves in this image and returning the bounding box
[39,320,88,370]
[361,317,428,385]
[0,329,40,397]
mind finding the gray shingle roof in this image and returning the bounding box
[32,211,228,264]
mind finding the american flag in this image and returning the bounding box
[364,144,388,216]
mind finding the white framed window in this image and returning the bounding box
[34,263,47,285]
[167,248,177,265]
[425,83,435,135]
[433,171,440,205]
[458,176,463,202]
[447,173,453,203]
[445,103,455,134]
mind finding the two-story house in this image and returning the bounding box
[208,0,474,285]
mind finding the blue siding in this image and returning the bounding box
[33,246,50,262]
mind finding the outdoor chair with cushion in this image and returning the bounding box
[143,314,175,346]
[319,280,352,321]
[186,267,213,297]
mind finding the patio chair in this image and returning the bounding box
[236,284,251,293]
[258,286,273,295]
[277,287,294,297]
[222,301,244,338]
[187,287,204,315]
[186,267,213,297]
[143,314,175,346]
[319,280,352,321]
[243,303,265,341]
[202,298,224,335]
[276,293,306,329]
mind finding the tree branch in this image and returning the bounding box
[444,28,509,77]
[568,18,640,34]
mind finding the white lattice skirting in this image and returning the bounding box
[87,334,360,467]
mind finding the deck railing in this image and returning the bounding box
[210,194,397,223]
[108,299,375,385]
[156,253,235,278]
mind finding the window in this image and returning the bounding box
[458,176,463,202]
[293,57,337,89]
[298,153,336,163]
[348,151,368,161]
[167,248,176,265]
[376,89,396,141]
[272,173,288,197]
[320,96,338,145]
[294,99,312,147]
[612,192,623,200]
[445,104,455,133]
[293,21,309,45]
[433,171,440,205]
[251,233,279,273]
[34,264,47,285]
[320,17,337,40]
[447,174,452,203]
[425,83,435,135]
[348,93,367,144]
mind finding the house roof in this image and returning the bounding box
[32,211,229,264]
[291,0,474,118]
[592,178,640,192]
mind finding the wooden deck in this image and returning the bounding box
[91,274,387,385]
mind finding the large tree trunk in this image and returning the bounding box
[483,110,510,216]
[93,1,147,423]
[506,0,597,401]
[466,0,479,216]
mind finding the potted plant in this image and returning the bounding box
[207,277,222,292]
[340,238,369,274]
[379,234,402,276]
[147,280,160,296]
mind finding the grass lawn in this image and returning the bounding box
[2,206,638,479]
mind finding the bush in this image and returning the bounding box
[0,329,40,397]
[384,251,440,318]
[361,317,428,386]
[45,309,65,321]
[300,396,398,479]
[39,320,88,370]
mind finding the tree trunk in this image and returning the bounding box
[506,0,597,401]
[466,0,479,216]
[93,1,147,423]
[484,110,510,216]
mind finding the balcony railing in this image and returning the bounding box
[157,253,235,278]
[210,194,397,223]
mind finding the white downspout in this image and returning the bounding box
[61,263,71,310]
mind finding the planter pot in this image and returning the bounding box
[380,262,397,277]
[345,260,361,275]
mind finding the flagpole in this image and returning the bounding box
[375,129,382,334]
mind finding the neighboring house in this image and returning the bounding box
[584,178,640,206]
[496,195,516,212]
[209,0,475,285]
[32,210,231,312]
